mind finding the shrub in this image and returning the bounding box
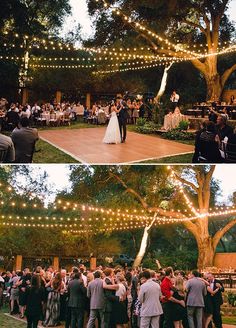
[178,120,189,131]
[136,118,147,126]
[163,128,195,141]
[135,121,161,134]
[228,293,236,307]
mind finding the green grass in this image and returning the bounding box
[1,308,236,327]
[223,316,236,325]
[140,153,194,163]
[34,139,79,163]
[37,121,103,131]
[0,307,26,328]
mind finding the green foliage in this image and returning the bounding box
[136,118,147,126]
[162,128,195,140]
[135,121,161,134]
[227,292,236,307]
[178,120,189,131]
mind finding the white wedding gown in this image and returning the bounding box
[103,111,121,144]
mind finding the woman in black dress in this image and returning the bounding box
[171,277,186,328]
[25,274,45,328]
[103,273,129,328]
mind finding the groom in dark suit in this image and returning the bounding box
[117,99,129,143]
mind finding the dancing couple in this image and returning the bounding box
[103,99,128,144]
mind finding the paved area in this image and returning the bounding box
[39,127,194,164]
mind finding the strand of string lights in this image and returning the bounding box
[96,0,236,59]
[1,180,236,222]
[96,0,200,57]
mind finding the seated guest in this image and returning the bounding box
[230,95,235,105]
[226,127,236,162]
[194,121,222,163]
[0,132,15,162]
[216,115,233,141]
[221,107,229,121]
[208,107,218,124]
[192,121,207,163]
[5,105,20,130]
[11,117,38,163]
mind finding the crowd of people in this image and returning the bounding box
[193,114,236,163]
[0,97,154,131]
[0,265,225,328]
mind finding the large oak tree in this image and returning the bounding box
[86,0,236,100]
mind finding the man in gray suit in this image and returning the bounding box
[87,271,105,328]
[186,270,207,328]
[138,270,163,328]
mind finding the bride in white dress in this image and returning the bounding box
[103,104,121,144]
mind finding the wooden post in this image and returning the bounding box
[15,255,22,271]
[22,88,29,105]
[86,93,91,109]
[53,256,59,271]
[56,91,62,104]
[90,257,97,271]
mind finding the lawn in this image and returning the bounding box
[37,121,101,131]
[33,139,79,163]
[0,308,26,328]
[141,153,194,163]
[1,307,236,328]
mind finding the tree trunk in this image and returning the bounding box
[197,236,215,270]
[204,56,222,101]
[154,63,173,103]
[205,73,222,101]
[133,226,150,268]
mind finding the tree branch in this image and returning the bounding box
[181,19,207,35]
[182,220,198,237]
[221,64,236,89]
[191,58,207,75]
[137,33,188,59]
[173,173,198,193]
[212,218,236,250]
[109,172,187,219]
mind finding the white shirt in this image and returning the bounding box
[171,94,180,102]
[116,283,126,297]
[82,274,87,287]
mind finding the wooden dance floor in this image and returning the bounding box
[39,128,194,164]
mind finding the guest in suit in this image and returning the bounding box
[138,270,163,328]
[138,100,145,119]
[207,273,224,328]
[185,271,207,328]
[87,270,105,328]
[118,99,129,143]
[103,268,120,328]
[67,272,87,328]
